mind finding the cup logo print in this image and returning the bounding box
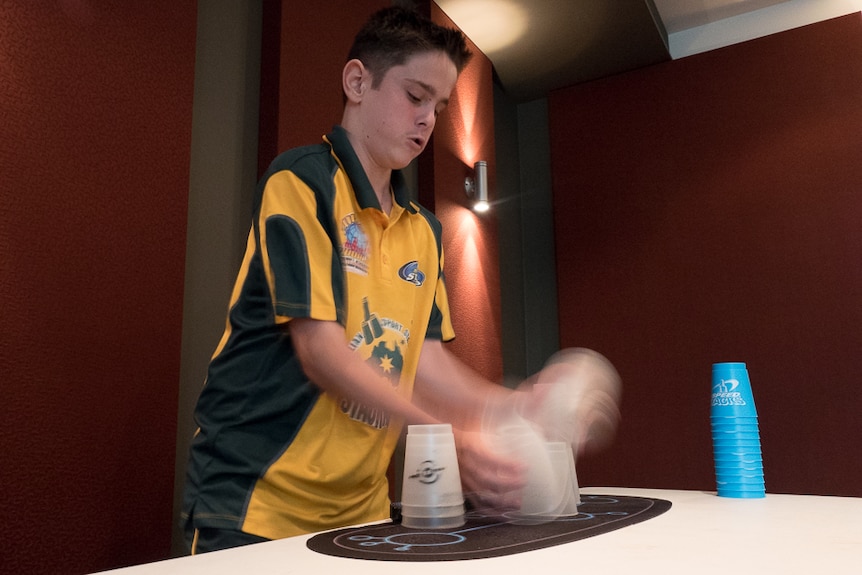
[409,460,446,484]
[711,378,747,407]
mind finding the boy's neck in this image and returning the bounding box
[340,124,394,214]
[376,183,393,215]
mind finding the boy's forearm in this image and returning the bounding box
[290,317,437,426]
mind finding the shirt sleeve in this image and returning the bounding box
[426,246,456,342]
[256,170,341,324]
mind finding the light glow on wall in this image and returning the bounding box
[436,0,528,55]
[448,61,481,165]
[451,207,494,315]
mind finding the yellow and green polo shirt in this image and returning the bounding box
[182,126,455,540]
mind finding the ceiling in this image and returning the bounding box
[434,0,846,101]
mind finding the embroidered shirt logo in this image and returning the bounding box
[341,213,368,276]
[398,260,426,286]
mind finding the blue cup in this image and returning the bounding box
[712,431,761,440]
[714,455,763,466]
[719,485,765,492]
[711,415,759,422]
[714,457,763,466]
[714,450,762,458]
[711,421,760,430]
[712,439,762,450]
[711,363,758,418]
[716,468,763,478]
[717,478,765,487]
[718,483,765,495]
[715,460,763,471]
[713,444,761,454]
[715,472,765,483]
[711,362,764,498]
[717,489,765,499]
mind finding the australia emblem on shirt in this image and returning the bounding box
[342,298,411,430]
[341,213,369,276]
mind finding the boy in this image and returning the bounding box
[182,6,618,554]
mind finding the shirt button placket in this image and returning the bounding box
[377,212,392,280]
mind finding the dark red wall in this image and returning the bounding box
[549,14,862,496]
[258,0,390,171]
[0,3,197,573]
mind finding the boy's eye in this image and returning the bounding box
[407,91,422,103]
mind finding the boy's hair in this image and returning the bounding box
[347,6,472,88]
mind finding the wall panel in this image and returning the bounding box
[549,14,862,496]
[0,1,197,572]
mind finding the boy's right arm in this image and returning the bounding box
[289,317,438,427]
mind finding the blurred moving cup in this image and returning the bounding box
[478,347,619,518]
[400,424,466,529]
[489,420,581,524]
[530,348,622,454]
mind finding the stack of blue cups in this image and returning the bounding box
[711,362,765,498]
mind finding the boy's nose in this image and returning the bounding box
[418,106,436,128]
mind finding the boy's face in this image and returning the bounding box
[359,50,458,171]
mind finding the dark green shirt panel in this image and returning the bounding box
[285,143,346,326]
[266,215,312,319]
[411,202,449,342]
[188,244,323,529]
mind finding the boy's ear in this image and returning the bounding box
[343,59,368,103]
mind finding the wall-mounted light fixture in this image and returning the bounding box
[464,160,489,212]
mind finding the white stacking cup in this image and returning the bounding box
[400,424,466,529]
[512,427,560,520]
[547,441,581,515]
[498,422,580,523]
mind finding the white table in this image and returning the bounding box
[96,487,862,574]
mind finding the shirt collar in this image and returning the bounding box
[325,126,417,214]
